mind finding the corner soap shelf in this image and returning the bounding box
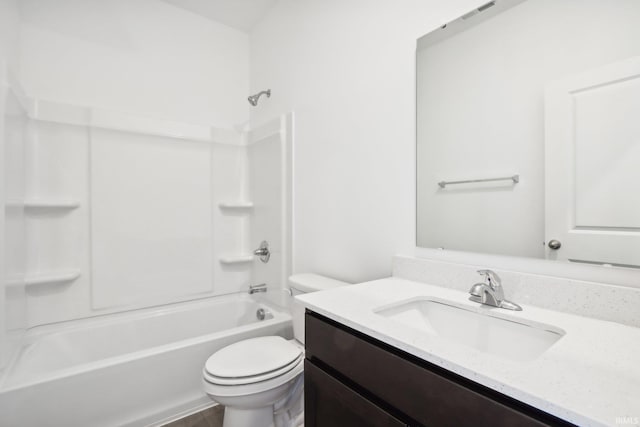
[5,195,81,289]
[26,270,81,286]
[7,198,80,210]
[6,270,81,288]
[218,201,254,210]
[219,255,254,265]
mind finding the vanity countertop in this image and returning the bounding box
[296,277,640,427]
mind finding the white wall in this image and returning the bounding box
[0,0,20,72]
[250,0,640,290]
[18,0,250,128]
[416,0,640,259]
[249,0,484,283]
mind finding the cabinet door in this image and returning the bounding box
[305,360,407,427]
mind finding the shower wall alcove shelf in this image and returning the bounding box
[24,270,81,287]
[8,195,81,290]
[24,199,80,210]
[6,199,80,210]
[219,201,254,210]
[5,271,81,288]
[218,202,254,266]
[219,255,254,265]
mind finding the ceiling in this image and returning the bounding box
[160,0,278,33]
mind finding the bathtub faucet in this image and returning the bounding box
[249,283,268,294]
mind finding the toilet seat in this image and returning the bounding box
[204,336,303,387]
[204,353,303,385]
[203,354,304,399]
[203,357,303,398]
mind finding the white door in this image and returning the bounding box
[545,56,640,267]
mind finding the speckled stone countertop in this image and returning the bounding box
[296,277,640,427]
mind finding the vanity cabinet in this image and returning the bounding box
[304,311,575,427]
[305,360,406,427]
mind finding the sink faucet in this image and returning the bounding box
[469,270,522,311]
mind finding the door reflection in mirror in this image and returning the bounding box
[416,0,640,267]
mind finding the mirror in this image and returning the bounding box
[416,0,640,267]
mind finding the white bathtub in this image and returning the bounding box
[0,293,292,427]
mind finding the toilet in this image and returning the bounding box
[202,274,349,427]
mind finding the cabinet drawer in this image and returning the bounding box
[305,311,573,427]
[305,359,407,427]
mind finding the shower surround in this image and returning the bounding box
[0,75,294,425]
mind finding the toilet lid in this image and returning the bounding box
[205,336,302,380]
[204,353,303,386]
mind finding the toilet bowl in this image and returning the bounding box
[202,274,348,427]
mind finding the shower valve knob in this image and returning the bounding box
[253,241,270,263]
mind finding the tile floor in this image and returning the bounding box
[163,405,224,427]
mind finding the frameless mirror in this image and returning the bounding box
[416,0,640,268]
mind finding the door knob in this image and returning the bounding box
[548,239,562,250]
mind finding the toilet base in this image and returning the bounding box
[223,405,274,427]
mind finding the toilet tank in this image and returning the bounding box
[289,274,349,344]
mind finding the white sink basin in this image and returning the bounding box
[374,298,565,362]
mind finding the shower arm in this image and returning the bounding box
[248,89,271,106]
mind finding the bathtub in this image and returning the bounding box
[0,293,292,427]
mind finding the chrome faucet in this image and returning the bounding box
[249,283,267,294]
[468,270,522,311]
[253,241,270,263]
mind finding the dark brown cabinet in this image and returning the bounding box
[305,360,407,427]
[304,311,575,427]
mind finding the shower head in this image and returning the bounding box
[248,89,271,106]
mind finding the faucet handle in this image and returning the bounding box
[253,241,270,263]
[477,269,501,289]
